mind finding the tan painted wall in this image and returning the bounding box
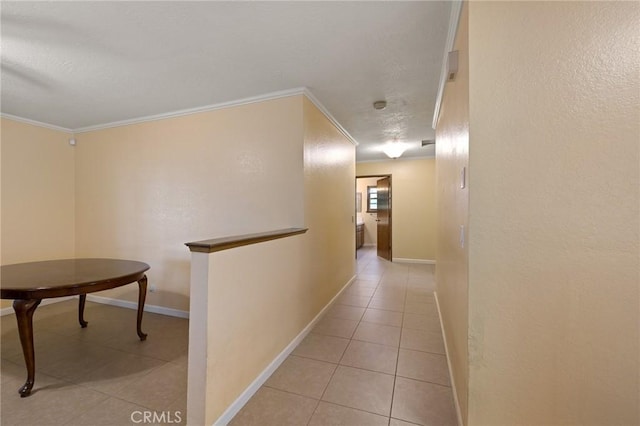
[74,97,305,312]
[356,177,379,245]
[466,2,639,424]
[204,235,306,424]
[302,97,356,311]
[434,2,469,423]
[356,158,437,261]
[1,118,76,309]
[203,98,355,423]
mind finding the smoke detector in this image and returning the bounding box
[373,100,387,110]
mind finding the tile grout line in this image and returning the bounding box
[388,271,409,422]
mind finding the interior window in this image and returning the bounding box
[367,186,378,212]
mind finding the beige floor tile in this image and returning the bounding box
[362,308,403,327]
[335,294,371,308]
[371,293,406,305]
[400,328,445,355]
[353,322,401,347]
[404,291,436,304]
[351,279,380,289]
[368,298,405,312]
[36,344,129,383]
[373,287,407,299]
[1,358,26,387]
[2,328,78,361]
[326,304,366,321]
[165,392,188,425]
[80,352,166,394]
[322,366,394,416]
[355,273,382,282]
[2,301,190,426]
[397,349,450,386]
[313,317,359,339]
[405,287,433,298]
[116,360,187,411]
[309,401,389,426]
[292,333,350,363]
[391,377,457,426]
[342,286,376,298]
[102,325,188,361]
[402,312,441,333]
[1,377,109,426]
[377,278,407,288]
[340,340,398,374]
[229,387,318,426]
[64,396,149,426]
[404,301,436,315]
[390,418,422,426]
[265,355,336,398]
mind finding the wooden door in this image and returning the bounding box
[376,177,391,260]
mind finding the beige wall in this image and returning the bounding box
[1,118,76,309]
[467,2,639,423]
[74,97,305,312]
[200,98,355,423]
[434,2,469,423]
[302,97,356,311]
[436,2,639,424]
[357,158,437,261]
[356,177,379,245]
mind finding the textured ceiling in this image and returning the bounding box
[1,1,452,161]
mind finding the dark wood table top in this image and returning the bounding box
[1,259,150,300]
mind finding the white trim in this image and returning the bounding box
[85,294,189,319]
[393,258,436,265]
[187,252,210,426]
[434,291,464,426]
[73,88,307,133]
[432,1,464,129]
[1,88,358,148]
[0,113,73,133]
[0,296,76,316]
[301,88,358,146]
[213,274,357,426]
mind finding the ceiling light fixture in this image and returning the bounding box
[383,140,408,159]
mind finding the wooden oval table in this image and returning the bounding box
[0,258,150,397]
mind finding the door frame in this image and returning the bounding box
[356,174,392,260]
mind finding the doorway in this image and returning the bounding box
[355,175,392,261]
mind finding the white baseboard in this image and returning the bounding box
[393,258,436,265]
[85,294,189,319]
[214,274,357,426]
[0,297,76,316]
[434,291,463,426]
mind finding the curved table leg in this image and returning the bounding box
[13,299,41,397]
[78,294,88,328]
[137,275,148,341]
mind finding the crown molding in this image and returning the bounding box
[432,0,463,130]
[73,87,309,133]
[2,87,358,147]
[0,113,73,133]
[302,88,358,146]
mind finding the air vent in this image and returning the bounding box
[421,139,435,147]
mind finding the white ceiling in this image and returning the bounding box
[1,1,452,162]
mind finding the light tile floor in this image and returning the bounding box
[1,247,455,426]
[1,300,188,426]
[230,246,457,426]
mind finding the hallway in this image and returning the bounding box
[231,246,456,425]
